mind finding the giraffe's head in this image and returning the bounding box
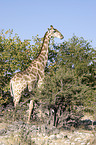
[48,25,64,39]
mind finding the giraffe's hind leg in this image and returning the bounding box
[27,100,34,123]
[13,93,21,121]
[13,107,17,121]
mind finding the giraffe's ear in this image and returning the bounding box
[50,25,53,29]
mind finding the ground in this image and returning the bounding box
[0,104,96,145]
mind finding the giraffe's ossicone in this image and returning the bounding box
[10,25,64,108]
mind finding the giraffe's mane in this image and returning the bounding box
[35,31,48,59]
[25,30,49,69]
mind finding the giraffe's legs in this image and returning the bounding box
[13,107,17,121]
[27,100,34,123]
[12,93,21,121]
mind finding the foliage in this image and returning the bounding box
[47,35,96,118]
[0,30,96,125]
[37,67,95,126]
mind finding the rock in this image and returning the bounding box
[51,127,60,134]
[71,142,75,145]
[74,137,82,141]
[49,134,57,140]
[56,133,63,139]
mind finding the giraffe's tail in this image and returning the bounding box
[10,81,14,98]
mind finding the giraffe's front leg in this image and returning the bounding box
[38,78,44,90]
[27,82,34,123]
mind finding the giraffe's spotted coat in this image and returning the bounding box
[10,25,64,108]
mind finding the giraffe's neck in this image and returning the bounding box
[37,31,50,67]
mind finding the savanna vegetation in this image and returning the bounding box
[0,29,96,127]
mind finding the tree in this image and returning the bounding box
[0,30,95,127]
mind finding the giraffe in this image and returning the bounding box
[10,25,64,122]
